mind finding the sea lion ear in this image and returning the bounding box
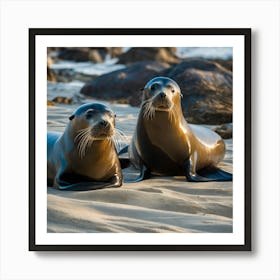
[69,115,75,120]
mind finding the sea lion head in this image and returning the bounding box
[141,76,182,119]
[69,103,116,140]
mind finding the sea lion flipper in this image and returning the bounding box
[185,159,216,182]
[136,164,151,181]
[118,145,129,155]
[185,160,232,182]
[126,164,151,183]
[57,182,119,191]
[197,167,233,181]
[55,174,122,191]
[185,172,215,182]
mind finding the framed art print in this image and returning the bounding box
[29,28,251,251]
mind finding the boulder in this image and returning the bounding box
[52,96,73,104]
[47,67,97,83]
[117,47,181,65]
[80,61,170,106]
[47,56,57,82]
[57,47,123,63]
[57,48,100,62]
[47,47,62,55]
[47,66,57,82]
[213,123,233,139]
[106,47,123,58]
[80,58,232,124]
[209,58,232,72]
[160,58,232,124]
[47,100,55,106]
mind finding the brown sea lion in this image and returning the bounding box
[47,103,122,190]
[129,76,232,182]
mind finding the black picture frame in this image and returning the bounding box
[29,28,251,251]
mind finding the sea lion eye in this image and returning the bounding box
[86,109,95,118]
[151,83,160,91]
[107,112,115,118]
[171,88,175,94]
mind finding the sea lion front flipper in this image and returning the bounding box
[185,159,216,182]
[126,164,151,183]
[136,164,151,182]
[197,167,233,181]
[185,160,233,182]
[54,173,122,191]
[185,171,216,182]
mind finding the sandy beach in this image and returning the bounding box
[47,99,233,233]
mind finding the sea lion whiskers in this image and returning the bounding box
[74,127,90,140]
[113,128,128,153]
[168,108,176,123]
[143,100,156,120]
[74,127,94,158]
[112,134,122,152]
[115,128,128,142]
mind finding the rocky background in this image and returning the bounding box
[47,47,233,138]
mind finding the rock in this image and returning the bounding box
[57,47,123,63]
[52,96,73,104]
[80,58,232,125]
[160,58,232,124]
[47,67,98,83]
[47,56,54,67]
[209,58,232,72]
[57,48,97,62]
[47,56,57,82]
[47,47,62,54]
[112,99,130,105]
[88,49,104,63]
[106,47,123,58]
[47,66,57,82]
[117,47,181,65]
[80,61,170,106]
[47,68,75,83]
[47,100,55,106]
[213,123,233,139]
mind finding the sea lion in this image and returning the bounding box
[47,103,123,190]
[129,76,232,182]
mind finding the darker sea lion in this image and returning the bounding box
[129,77,232,182]
[47,103,123,190]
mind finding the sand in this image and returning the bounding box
[47,99,233,233]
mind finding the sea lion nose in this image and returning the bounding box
[160,92,166,98]
[99,120,109,127]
